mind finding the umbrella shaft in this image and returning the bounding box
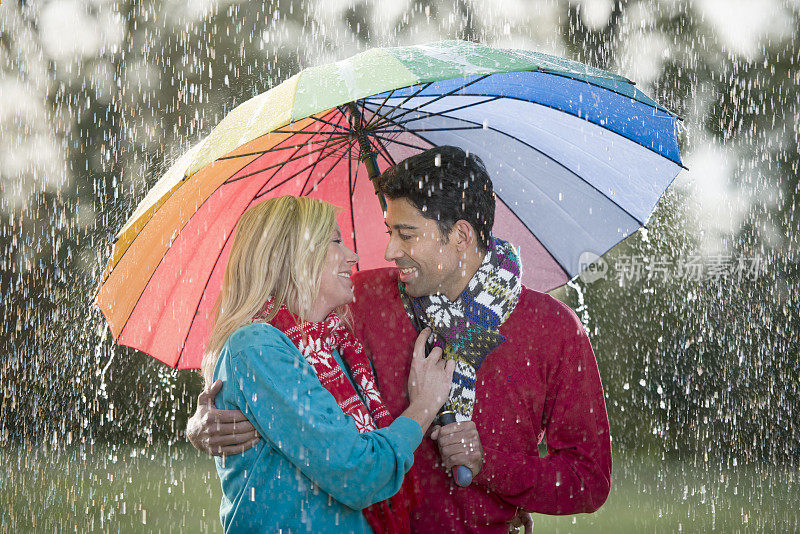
[347,102,387,214]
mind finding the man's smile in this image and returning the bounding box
[398,266,419,282]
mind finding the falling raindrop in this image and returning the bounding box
[1,0,798,531]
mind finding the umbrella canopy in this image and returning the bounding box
[95,40,683,370]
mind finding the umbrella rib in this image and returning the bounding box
[372,105,647,226]
[362,132,397,173]
[366,96,502,130]
[347,151,356,237]
[270,128,352,136]
[298,111,352,196]
[254,138,326,195]
[371,136,400,168]
[348,137,368,272]
[373,125,485,134]
[174,227,239,368]
[347,145,360,268]
[539,69,678,118]
[213,108,348,162]
[299,108,352,196]
[348,140,358,196]
[362,85,435,133]
[177,123,348,367]
[392,90,683,167]
[247,105,351,197]
[368,75,681,166]
[230,130,331,205]
[111,148,284,348]
[351,138,360,197]
[370,134,434,152]
[308,114,354,132]
[224,142,345,186]
[177,123,354,363]
[216,133,352,161]
[362,82,434,131]
[103,113,342,308]
[366,75,491,132]
[361,88,398,130]
[310,140,357,194]
[253,120,353,201]
[415,119,644,243]
[117,121,326,260]
[494,195,571,280]
[221,111,349,186]
[254,138,351,199]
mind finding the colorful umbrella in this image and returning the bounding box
[95,40,683,369]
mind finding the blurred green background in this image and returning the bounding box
[2,444,797,532]
[1,0,798,531]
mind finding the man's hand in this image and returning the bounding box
[507,510,533,534]
[186,379,260,456]
[430,420,484,476]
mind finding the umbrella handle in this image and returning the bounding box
[453,465,474,487]
[437,411,474,487]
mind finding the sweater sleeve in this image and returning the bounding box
[228,325,423,511]
[472,306,612,515]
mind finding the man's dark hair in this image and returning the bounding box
[375,146,495,252]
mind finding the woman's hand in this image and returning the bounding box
[400,328,455,434]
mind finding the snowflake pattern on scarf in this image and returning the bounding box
[250,300,420,534]
[399,237,522,422]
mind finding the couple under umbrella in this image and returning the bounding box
[95,41,682,532]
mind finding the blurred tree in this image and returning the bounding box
[556,0,800,466]
[1,0,797,469]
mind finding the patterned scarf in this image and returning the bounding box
[251,301,419,534]
[399,237,522,422]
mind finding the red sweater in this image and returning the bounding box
[350,268,612,533]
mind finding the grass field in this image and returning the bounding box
[1,443,797,532]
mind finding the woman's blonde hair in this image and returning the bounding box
[201,195,340,386]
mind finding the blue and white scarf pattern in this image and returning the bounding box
[399,237,522,422]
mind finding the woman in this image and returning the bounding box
[201,195,454,533]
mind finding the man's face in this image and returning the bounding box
[383,197,461,298]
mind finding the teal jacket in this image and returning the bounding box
[213,323,422,533]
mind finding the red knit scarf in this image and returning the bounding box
[252,300,420,534]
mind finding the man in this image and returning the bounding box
[188,146,612,532]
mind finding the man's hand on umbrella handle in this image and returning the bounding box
[186,379,261,456]
[431,420,484,477]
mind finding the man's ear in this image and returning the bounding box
[451,220,476,252]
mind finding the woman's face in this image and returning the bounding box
[309,224,359,321]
